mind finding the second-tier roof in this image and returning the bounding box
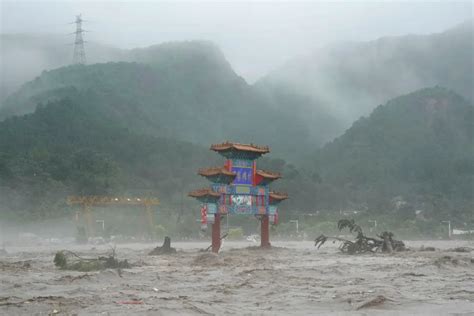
[188,188,221,198]
[256,169,281,180]
[269,191,289,201]
[198,167,236,177]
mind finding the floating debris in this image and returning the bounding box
[315,219,405,254]
[149,236,176,255]
[54,249,130,272]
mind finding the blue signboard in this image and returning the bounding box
[232,166,253,185]
[231,159,253,185]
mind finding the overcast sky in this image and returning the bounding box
[1,0,472,81]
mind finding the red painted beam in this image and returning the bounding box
[260,215,270,248]
[212,214,221,253]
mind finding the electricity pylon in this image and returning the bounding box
[71,14,86,64]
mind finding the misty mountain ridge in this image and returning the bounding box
[2,20,472,127]
[5,21,471,152]
[312,87,473,219]
[0,41,240,115]
[257,20,473,127]
[0,22,472,221]
[1,41,340,160]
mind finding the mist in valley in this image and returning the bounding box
[0,1,473,314]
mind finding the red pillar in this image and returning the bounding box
[260,215,270,248]
[212,213,221,253]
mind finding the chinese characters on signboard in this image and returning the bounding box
[232,166,253,185]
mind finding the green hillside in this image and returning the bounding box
[0,96,218,220]
[0,85,471,229]
[0,95,314,230]
[0,41,339,160]
[1,37,472,229]
[3,21,470,148]
[312,87,473,221]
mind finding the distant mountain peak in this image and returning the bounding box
[127,40,235,75]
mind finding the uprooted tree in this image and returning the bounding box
[54,248,131,272]
[314,219,405,254]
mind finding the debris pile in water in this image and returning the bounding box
[54,249,130,271]
[149,236,176,255]
[315,219,406,254]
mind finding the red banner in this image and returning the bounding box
[201,205,207,225]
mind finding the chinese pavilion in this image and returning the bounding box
[189,142,288,253]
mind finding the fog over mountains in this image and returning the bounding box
[2,21,472,139]
[0,20,472,223]
[0,41,335,160]
[257,20,473,125]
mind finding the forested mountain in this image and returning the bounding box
[311,87,473,221]
[0,96,218,220]
[257,21,473,128]
[1,27,472,226]
[2,87,470,223]
[2,21,471,146]
[0,41,341,160]
[0,95,315,224]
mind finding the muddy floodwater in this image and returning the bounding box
[1,240,473,315]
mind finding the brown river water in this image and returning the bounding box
[1,240,473,315]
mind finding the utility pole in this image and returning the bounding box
[289,220,299,234]
[442,220,451,239]
[71,14,86,64]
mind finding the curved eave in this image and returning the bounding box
[210,141,270,155]
[188,188,221,199]
[269,191,289,202]
[198,167,236,178]
[256,169,281,180]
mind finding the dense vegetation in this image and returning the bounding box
[310,87,473,223]
[0,94,319,237]
[0,85,471,235]
[0,42,340,160]
[0,96,216,220]
[3,21,471,146]
[0,34,472,237]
